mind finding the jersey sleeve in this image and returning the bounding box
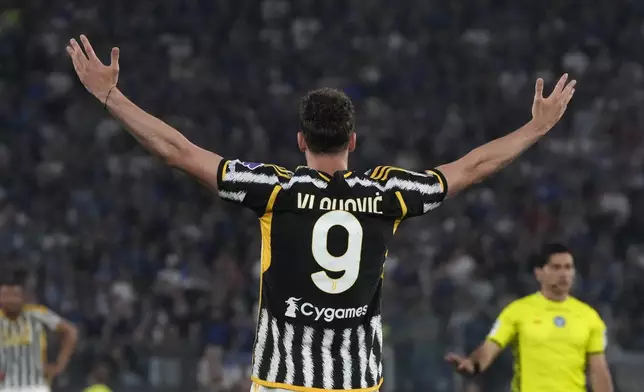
[367,166,447,218]
[587,311,608,354]
[487,303,519,348]
[30,306,63,330]
[217,159,291,213]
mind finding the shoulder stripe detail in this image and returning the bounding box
[381,167,426,181]
[282,175,328,190]
[345,176,442,195]
[265,164,293,179]
[370,166,390,180]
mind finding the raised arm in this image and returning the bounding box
[437,74,576,198]
[66,35,222,191]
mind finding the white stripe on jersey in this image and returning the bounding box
[20,320,28,387]
[357,326,368,388]
[252,310,270,377]
[345,176,442,195]
[219,190,247,202]
[302,327,315,387]
[283,323,295,384]
[267,319,281,382]
[281,175,328,190]
[367,318,379,383]
[225,171,279,186]
[383,177,442,195]
[340,329,353,389]
[322,330,334,390]
[372,315,383,378]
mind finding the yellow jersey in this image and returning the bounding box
[84,384,112,392]
[487,292,606,392]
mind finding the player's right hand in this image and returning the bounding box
[530,73,576,132]
[66,34,120,103]
[445,352,476,374]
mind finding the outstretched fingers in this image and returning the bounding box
[110,47,120,69]
[68,39,89,70]
[534,78,544,100]
[66,45,84,75]
[80,34,99,61]
[550,73,569,97]
[562,80,577,106]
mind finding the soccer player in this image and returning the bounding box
[0,271,78,392]
[66,35,575,392]
[445,244,614,392]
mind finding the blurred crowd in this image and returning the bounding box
[3,0,644,391]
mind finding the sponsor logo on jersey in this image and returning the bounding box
[285,297,301,318]
[553,315,566,327]
[240,161,263,170]
[284,297,368,322]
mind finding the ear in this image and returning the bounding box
[347,132,357,152]
[534,267,542,282]
[297,132,307,152]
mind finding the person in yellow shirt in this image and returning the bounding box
[83,362,113,392]
[445,243,614,392]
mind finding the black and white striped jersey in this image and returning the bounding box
[0,305,62,388]
[217,160,447,391]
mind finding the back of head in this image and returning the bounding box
[298,88,355,154]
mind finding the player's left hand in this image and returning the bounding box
[531,73,577,132]
[66,34,120,103]
[44,363,64,381]
[445,352,476,374]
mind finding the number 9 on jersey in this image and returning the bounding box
[311,210,364,294]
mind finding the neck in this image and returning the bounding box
[305,151,349,174]
[4,310,22,320]
[540,289,568,302]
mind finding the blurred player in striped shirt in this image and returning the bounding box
[0,271,78,392]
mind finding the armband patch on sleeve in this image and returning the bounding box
[240,161,263,170]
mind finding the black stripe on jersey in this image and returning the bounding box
[274,317,288,384]
[310,326,322,389]
[330,326,344,389]
[290,321,304,387]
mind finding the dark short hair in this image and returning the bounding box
[298,88,355,154]
[1,269,27,287]
[534,243,571,268]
